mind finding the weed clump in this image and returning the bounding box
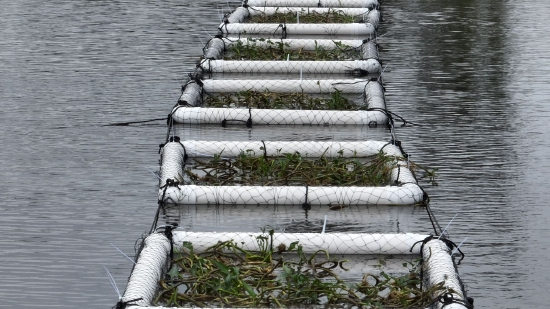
[224,38,357,61]
[248,9,357,24]
[205,90,357,110]
[155,230,446,308]
[185,150,395,187]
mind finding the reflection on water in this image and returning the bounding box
[1,0,550,308]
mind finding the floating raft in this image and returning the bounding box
[158,140,421,205]
[118,232,469,309]
[244,0,380,9]
[204,37,379,61]
[173,78,387,125]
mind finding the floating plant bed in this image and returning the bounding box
[155,231,441,308]
[173,79,387,125]
[184,151,394,187]
[157,140,426,205]
[119,231,470,309]
[203,38,378,61]
[243,0,380,9]
[225,7,380,29]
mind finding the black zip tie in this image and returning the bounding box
[274,23,287,39]
[302,185,311,210]
[261,140,267,159]
[164,225,176,261]
[246,108,252,128]
[394,165,401,186]
[113,297,143,309]
[435,293,474,309]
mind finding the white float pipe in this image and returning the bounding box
[198,59,381,74]
[159,142,186,187]
[247,7,370,17]
[202,79,368,93]
[172,232,429,255]
[244,0,379,9]
[177,81,202,106]
[120,233,170,307]
[361,40,379,60]
[171,107,387,125]
[219,23,375,36]
[159,183,423,205]
[203,37,226,59]
[422,239,470,309]
[224,37,365,50]
[225,6,250,23]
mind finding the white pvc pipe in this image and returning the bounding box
[202,79,369,93]
[177,81,202,106]
[203,37,226,59]
[245,0,379,9]
[181,140,389,158]
[171,107,387,125]
[247,7,370,17]
[361,40,379,60]
[219,23,375,36]
[172,232,429,255]
[225,6,250,23]
[198,59,381,74]
[224,37,365,50]
[120,233,170,307]
[159,142,186,187]
[422,239,470,309]
[159,183,423,205]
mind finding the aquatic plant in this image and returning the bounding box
[155,230,446,308]
[248,9,356,24]
[204,89,357,110]
[185,150,395,187]
[224,38,357,61]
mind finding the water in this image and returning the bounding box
[1,0,549,308]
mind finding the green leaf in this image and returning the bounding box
[211,259,229,275]
[242,281,257,297]
[167,265,179,279]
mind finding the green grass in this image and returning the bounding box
[155,230,446,308]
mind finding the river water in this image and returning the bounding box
[1,0,549,308]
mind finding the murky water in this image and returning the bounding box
[1,0,549,308]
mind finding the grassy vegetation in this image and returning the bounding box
[224,38,357,61]
[184,150,395,187]
[248,9,356,24]
[155,230,445,308]
[204,89,357,110]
